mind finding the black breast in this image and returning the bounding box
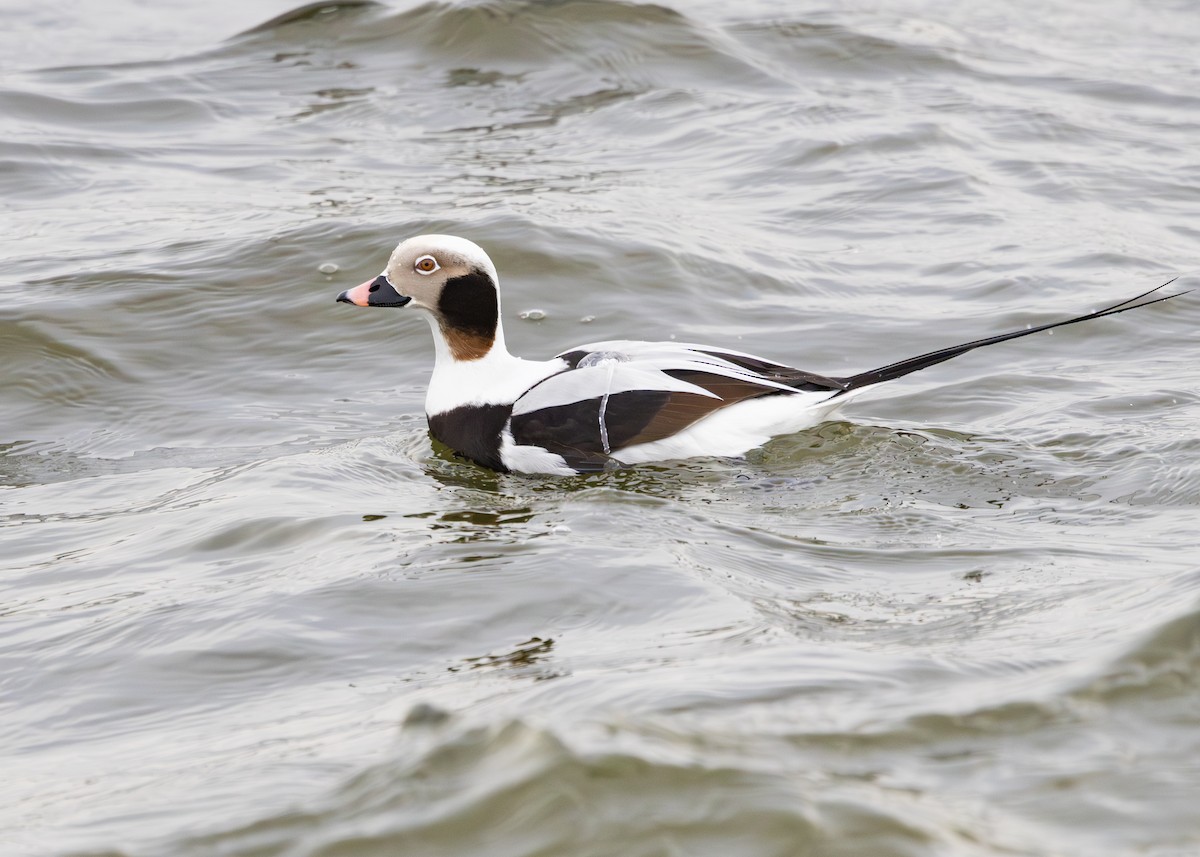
[427,403,514,472]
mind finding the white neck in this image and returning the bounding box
[422,315,563,415]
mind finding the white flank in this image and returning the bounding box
[612,388,858,465]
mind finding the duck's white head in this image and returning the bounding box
[337,234,504,361]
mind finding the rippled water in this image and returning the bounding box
[3,1,1200,855]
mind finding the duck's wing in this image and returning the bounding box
[559,340,849,392]
[509,342,843,472]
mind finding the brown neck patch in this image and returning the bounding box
[440,322,494,361]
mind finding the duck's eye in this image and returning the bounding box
[414,255,440,275]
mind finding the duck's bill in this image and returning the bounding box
[336,275,412,307]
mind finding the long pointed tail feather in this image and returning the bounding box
[836,281,1187,394]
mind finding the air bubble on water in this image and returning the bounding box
[318,262,339,275]
[519,308,547,320]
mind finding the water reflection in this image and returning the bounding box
[454,635,561,681]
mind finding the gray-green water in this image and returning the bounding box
[3,1,1199,855]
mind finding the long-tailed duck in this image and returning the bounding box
[336,234,1182,475]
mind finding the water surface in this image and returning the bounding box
[3,1,1199,855]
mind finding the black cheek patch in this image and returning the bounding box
[437,269,499,338]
